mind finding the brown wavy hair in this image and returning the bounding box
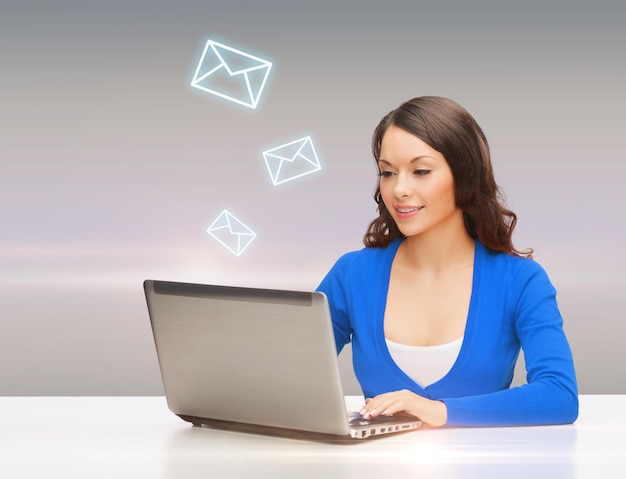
[363,96,532,258]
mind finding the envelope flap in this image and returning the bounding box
[263,137,308,162]
[207,212,230,231]
[212,42,269,75]
[207,210,251,233]
[226,216,256,236]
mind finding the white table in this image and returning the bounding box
[1,396,624,478]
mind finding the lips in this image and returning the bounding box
[397,207,421,213]
[395,206,424,213]
[394,205,424,218]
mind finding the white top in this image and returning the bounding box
[385,336,464,388]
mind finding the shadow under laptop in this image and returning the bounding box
[179,417,375,444]
[163,420,578,479]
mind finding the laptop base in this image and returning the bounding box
[178,413,421,442]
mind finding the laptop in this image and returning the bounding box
[144,280,421,441]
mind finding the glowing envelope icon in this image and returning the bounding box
[262,136,321,186]
[190,39,272,109]
[206,209,257,256]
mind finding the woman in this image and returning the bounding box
[316,96,578,427]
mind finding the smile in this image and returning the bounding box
[394,206,424,218]
[397,207,420,213]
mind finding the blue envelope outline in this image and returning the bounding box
[191,40,273,109]
[262,136,322,186]
[206,209,257,256]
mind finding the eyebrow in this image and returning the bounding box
[378,156,438,165]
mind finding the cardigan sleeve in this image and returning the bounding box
[443,260,579,426]
[316,252,356,354]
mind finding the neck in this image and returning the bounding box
[398,221,475,273]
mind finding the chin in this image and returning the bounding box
[397,228,425,238]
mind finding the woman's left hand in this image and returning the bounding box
[359,389,448,427]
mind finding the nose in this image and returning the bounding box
[393,172,412,198]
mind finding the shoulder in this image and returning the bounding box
[321,239,401,286]
[477,242,556,294]
[332,239,401,271]
[479,242,547,275]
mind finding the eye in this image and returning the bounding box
[378,170,395,178]
[414,169,431,176]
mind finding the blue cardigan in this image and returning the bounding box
[316,239,578,426]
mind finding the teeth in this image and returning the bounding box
[398,208,419,213]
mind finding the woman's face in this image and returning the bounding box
[378,125,462,239]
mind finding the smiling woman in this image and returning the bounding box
[365,96,528,258]
[376,126,459,243]
[316,96,578,428]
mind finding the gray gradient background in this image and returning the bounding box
[1,0,624,396]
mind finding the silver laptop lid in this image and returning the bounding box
[144,280,351,436]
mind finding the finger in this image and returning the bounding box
[361,396,395,418]
[381,402,400,416]
[360,398,383,418]
[374,393,410,417]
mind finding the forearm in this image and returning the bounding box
[443,381,578,427]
